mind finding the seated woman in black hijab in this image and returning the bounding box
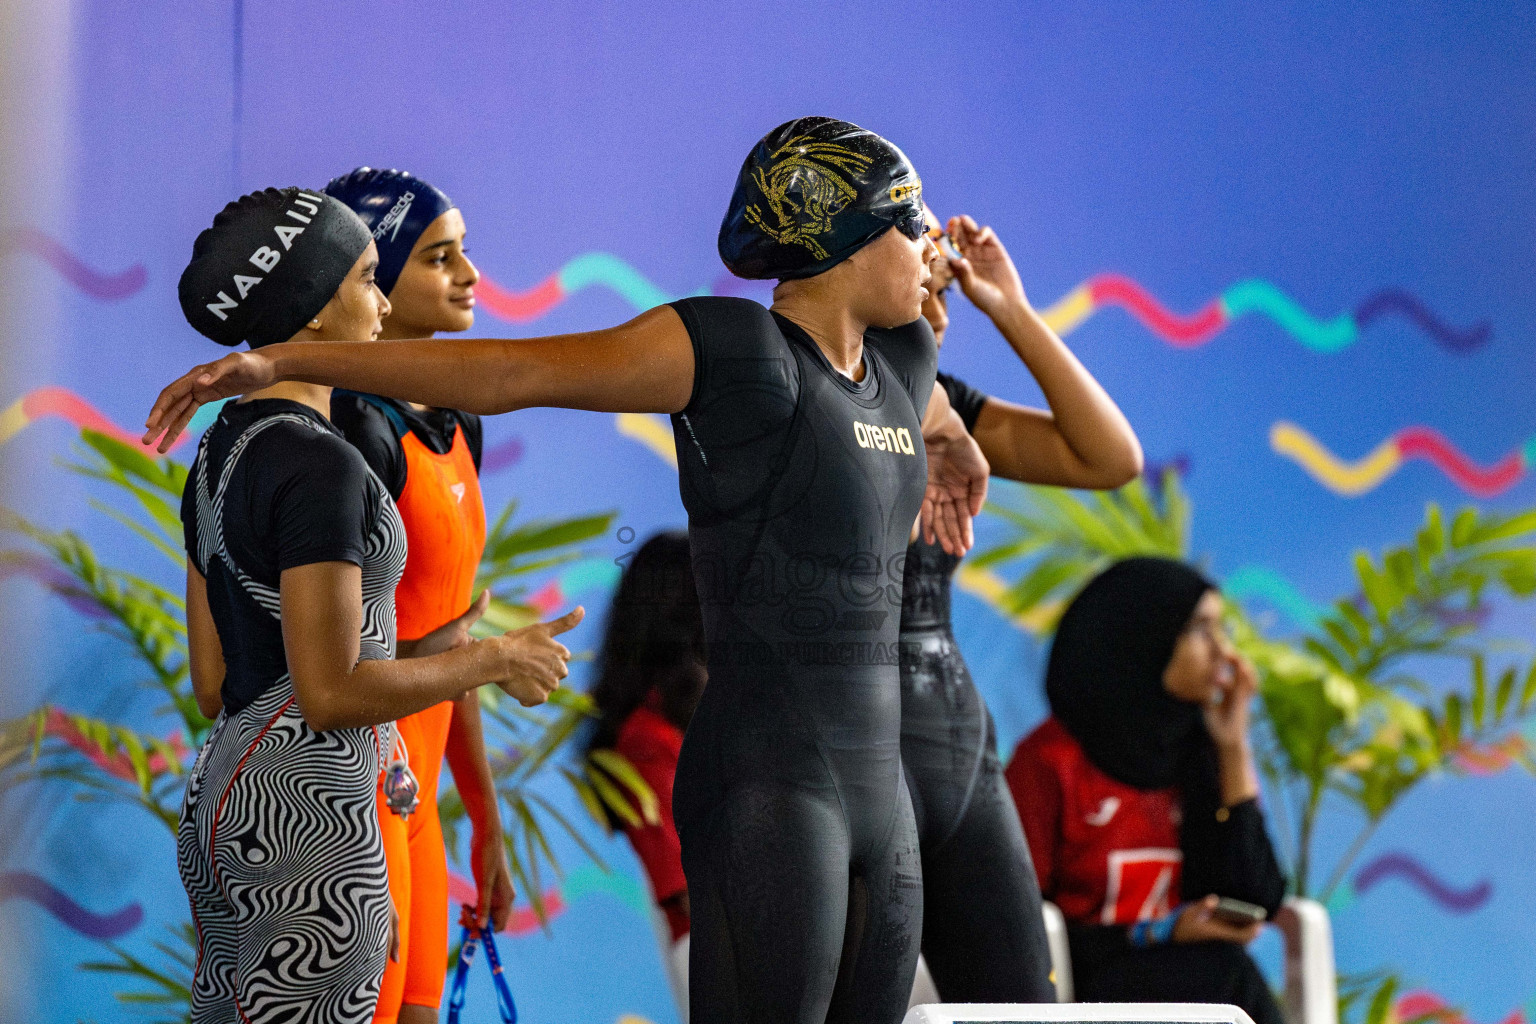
[1005,557,1286,1024]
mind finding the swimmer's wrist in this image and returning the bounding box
[263,342,297,384]
[995,302,1050,343]
[470,796,502,834]
[467,636,509,689]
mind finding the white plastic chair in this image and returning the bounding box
[649,904,690,1023]
[1274,898,1337,1024]
[1041,900,1075,1003]
[1037,898,1337,1024]
[908,954,941,1009]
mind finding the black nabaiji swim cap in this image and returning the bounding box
[179,187,372,348]
[718,117,924,281]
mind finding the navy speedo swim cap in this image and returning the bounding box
[178,187,372,348]
[323,168,455,296]
[718,117,924,281]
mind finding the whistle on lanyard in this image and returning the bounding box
[383,757,420,820]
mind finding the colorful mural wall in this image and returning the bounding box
[2,3,1535,1022]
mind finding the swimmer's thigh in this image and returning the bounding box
[179,787,241,1024]
[825,775,924,1024]
[221,729,392,1023]
[401,800,449,1009]
[373,786,413,1023]
[683,784,851,1024]
[918,760,1054,1002]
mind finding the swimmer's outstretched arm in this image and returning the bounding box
[185,560,582,729]
[144,307,987,554]
[145,306,695,445]
[946,215,1143,489]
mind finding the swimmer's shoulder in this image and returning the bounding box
[668,295,781,345]
[328,391,408,498]
[212,400,380,501]
[866,317,938,410]
[667,297,793,411]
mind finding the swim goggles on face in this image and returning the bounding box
[924,220,964,261]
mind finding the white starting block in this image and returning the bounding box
[904,1003,1256,1024]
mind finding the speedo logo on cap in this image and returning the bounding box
[205,191,325,322]
[374,191,416,243]
[854,421,916,455]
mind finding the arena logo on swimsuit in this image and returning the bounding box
[204,191,326,321]
[853,421,916,455]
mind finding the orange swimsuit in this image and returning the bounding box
[374,421,486,1021]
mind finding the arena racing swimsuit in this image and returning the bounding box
[666,296,935,1024]
[897,374,1055,1003]
[178,399,406,1024]
[331,392,486,1021]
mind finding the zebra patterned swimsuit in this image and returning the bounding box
[177,400,407,1024]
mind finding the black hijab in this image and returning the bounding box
[1045,557,1217,792]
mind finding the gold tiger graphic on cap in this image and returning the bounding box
[742,136,876,260]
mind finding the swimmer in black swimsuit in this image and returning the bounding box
[899,208,1142,1002]
[145,119,990,1024]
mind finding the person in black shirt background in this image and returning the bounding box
[1008,558,1287,1024]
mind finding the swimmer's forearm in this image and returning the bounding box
[281,562,530,731]
[266,337,584,414]
[267,306,694,415]
[445,692,501,833]
[298,642,503,733]
[919,383,965,444]
[975,301,1143,487]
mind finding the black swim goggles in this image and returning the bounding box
[893,210,928,241]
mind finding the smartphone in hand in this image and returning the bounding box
[1212,896,1267,926]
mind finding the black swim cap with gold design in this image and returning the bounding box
[718,117,924,281]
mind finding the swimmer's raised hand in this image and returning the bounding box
[946,214,1028,320]
[919,385,989,557]
[922,416,989,556]
[143,348,277,452]
[485,606,585,707]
